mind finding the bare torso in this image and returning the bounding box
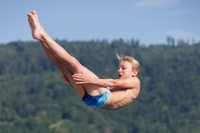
[101,85,140,110]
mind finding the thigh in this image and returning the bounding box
[81,66,99,78]
[63,58,108,96]
[61,67,86,98]
[80,66,108,96]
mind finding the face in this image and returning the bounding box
[118,61,136,79]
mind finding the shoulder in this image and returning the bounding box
[130,77,140,88]
[118,77,140,89]
[129,77,140,84]
[134,77,140,83]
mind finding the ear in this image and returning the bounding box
[132,69,138,77]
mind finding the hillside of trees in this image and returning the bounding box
[0,39,200,133]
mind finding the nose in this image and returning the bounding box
[118,68,122,72]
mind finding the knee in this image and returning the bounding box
[69,57,82,71]
[70,57,79,66]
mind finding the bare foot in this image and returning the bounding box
[31,10,39,22]
[27,10,44,40]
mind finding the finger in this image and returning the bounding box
[73,78,79,81]
[73,76,82,79]
[73,73,82,76]
[75,82,84,84]
[73,78,83,82]
[72,75,84,79]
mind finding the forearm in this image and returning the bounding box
[91,78,118,88]
[90,78,135,89]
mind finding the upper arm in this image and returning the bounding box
[113,77,140,89]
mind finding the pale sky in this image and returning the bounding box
[0,0,200,45]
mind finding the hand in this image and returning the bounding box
[60,72,72,86]
[72,73,94,84]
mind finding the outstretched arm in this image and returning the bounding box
[72,74,140,89]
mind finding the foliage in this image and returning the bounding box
[0,39,200,133]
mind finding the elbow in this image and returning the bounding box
[109,80,117,87]
[70,57,79,67]
[67,57,81,71]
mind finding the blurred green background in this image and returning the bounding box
[0,39,200,133]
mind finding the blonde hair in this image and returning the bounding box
[117,54,140,77]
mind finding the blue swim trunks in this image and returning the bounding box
[82,90,110,108]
